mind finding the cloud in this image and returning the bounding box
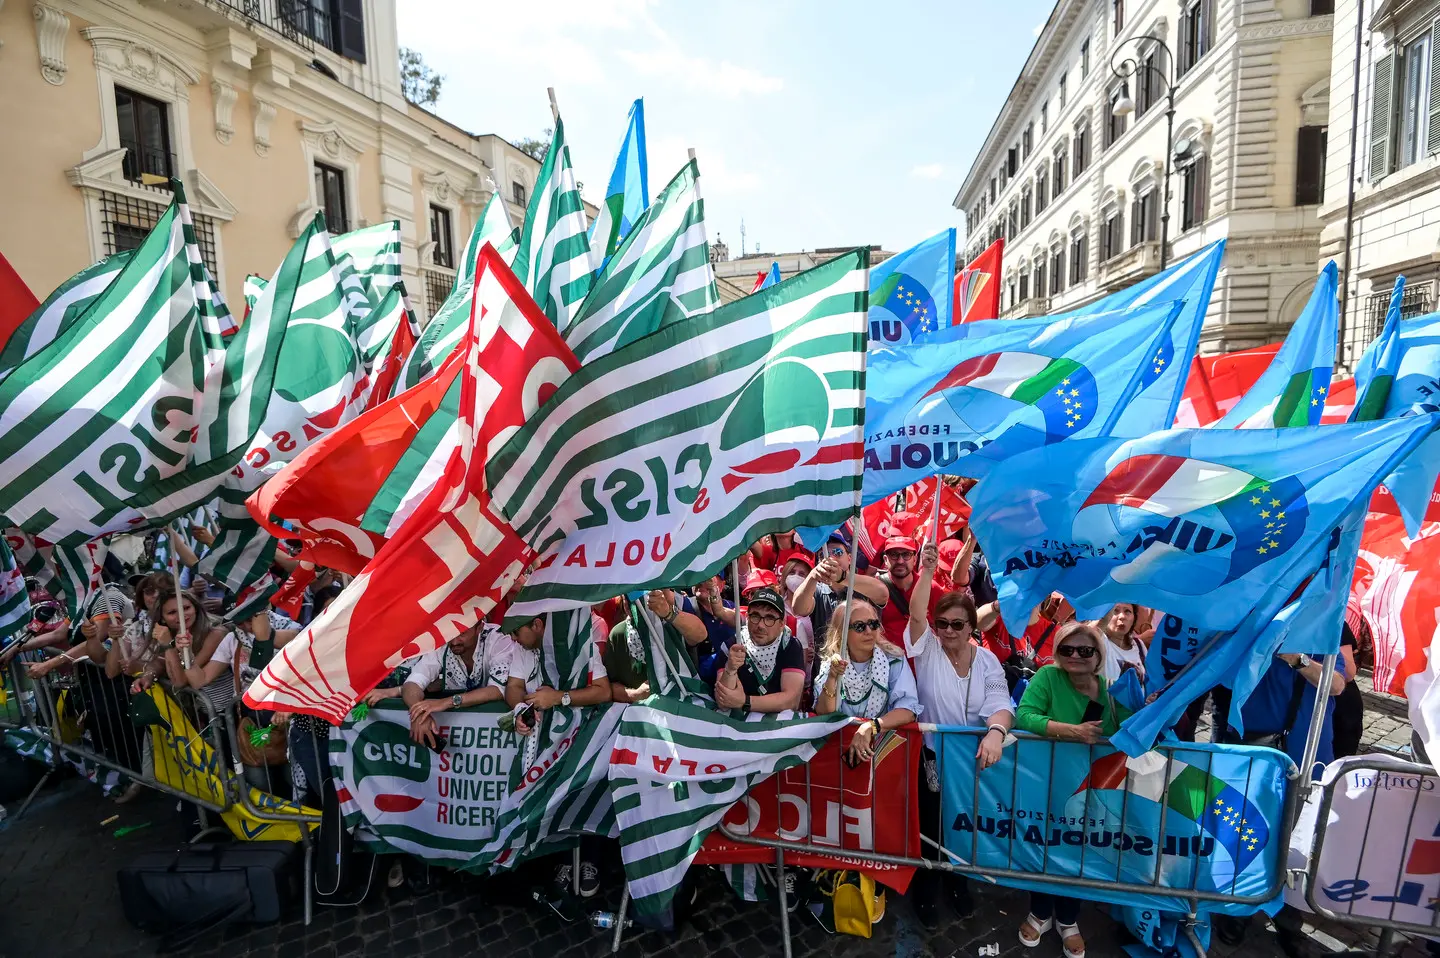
[650,133,762,194]
[616,47,783,98]
[910,163,945,180]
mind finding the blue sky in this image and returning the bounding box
[397,1,1055,256]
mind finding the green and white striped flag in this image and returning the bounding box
[608,697,849,919]
[330,220,403,301]
[225,213,366,493]
[0,251,132,383]
[627,600,712,705]
[511,116,595,332]
[487,249,870,619]
[0,182,281,544]
[199,479,279,596]
[223,570,281,625]
[566,159,718,364]
[242,273,268,316]
[0,534,30,645]
[395,193,517,394]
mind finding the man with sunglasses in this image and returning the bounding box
[874,536,944,649]
[713,586,804,716]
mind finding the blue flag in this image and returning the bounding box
[589,98,649,268]
[1072,240,1224,436]
[1351,275,1406,420]
[757,262,780,291]
[967,415,1440,639]
[1219,262,1338,429]
[939,734,1288,916]
[867,230,955,349]
[862,300,1183,504]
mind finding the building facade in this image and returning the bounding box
[955,0,1337,355]
[0,0,548,321]
[1320,0,1440,367]
[709,242,896,303]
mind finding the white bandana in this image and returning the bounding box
[840,651,892,720]
[742,626,790,686]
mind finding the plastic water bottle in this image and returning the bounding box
[589,911,631,930]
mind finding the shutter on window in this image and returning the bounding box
[336,0,367,63]
[1428,21,1440,155]
[1370,52,1394,181]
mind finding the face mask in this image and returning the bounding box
[785,574,805,594]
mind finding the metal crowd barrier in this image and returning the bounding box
[1303,757,1440,953]
[0,654,319,924]
[617,724,1300,958]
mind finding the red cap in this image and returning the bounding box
[743,569,780,593]
[881,535,920,556]
[937,539,964,573]
[776,547,816,572]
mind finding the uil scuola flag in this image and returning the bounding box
[866,229,955,350]
[940,736,1289,917]
[486,249,869,620]
[966,414,1440,635]
[862,299,1183,505]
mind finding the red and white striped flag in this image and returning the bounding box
[244,245,578,721]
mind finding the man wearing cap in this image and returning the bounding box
[790,534,889,639]
[713,586,804,715]
[875,536,944,648]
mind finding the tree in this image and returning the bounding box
[516,129,553,162]
[399,47,443,108]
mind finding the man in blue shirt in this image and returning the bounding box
[1232,645,1347,776]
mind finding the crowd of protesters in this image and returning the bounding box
[0,476,1375,955]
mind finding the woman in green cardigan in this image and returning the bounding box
[1013,621,1130,958]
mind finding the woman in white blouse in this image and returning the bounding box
[904,540,1015,927]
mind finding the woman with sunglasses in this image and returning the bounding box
[813,596,921,767]
[900,541,1013,924]
[1014,621,1130,958]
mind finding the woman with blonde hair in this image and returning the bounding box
[813,595,922,766]
[1013,620,1131,958]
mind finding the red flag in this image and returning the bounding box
[243,246,576,721]
[954,239,1003,325]
[364,306,420,412]
[1352,485,1440,696]
[0,251,39,351]
[854,478,971,562]
[1173,343,1280,426]
[1321,376,1356,424]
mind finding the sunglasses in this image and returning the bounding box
[934,618,975,633]
[748,611,783,626]
[1056,645,1098,659]
[849,619,884,634]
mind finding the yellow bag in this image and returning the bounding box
[816,869,886,938]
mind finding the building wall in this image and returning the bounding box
[1319,0,1440,368]
[0,0,542,322]
[956,0,1336,356]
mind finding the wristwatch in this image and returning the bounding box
[451,693,464,707]
[1290,654,1312,671]
[561,691,572,707]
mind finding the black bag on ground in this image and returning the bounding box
[118,842,300,938]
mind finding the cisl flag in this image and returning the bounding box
[244,246,577,722]
[487,250,868,620]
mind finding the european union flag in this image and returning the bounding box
[867,230,955,349]
[1071,240,1224,437]
[862,300,1183,504]
[968,414,1440,641]
[1219,262,1338,429]
[590,98,649,268]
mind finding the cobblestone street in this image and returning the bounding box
[0,681,1428,958]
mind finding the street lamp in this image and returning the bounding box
[1110,34,1178,271]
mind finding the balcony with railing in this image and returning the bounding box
[213,0,325,52]
[1005,296,1052,319]
[1341,280,1435,368]
[1097,240,1162,291]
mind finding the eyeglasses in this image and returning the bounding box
[849,619,884,634]
[886,551,916,562]
[748,611,782,626]
[934,618,975,633]
[1056,645,1098,659]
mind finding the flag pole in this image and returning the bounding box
[547,87,560,124]
[168,528,192,669]
[1294,652,1338,806]
[837,252,872,666]
[929,479,944,543]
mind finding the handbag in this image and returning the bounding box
[811,869,886,938]
[237,715,289,768]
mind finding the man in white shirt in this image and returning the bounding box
[401,623,509,747]
[503,613,611,726]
